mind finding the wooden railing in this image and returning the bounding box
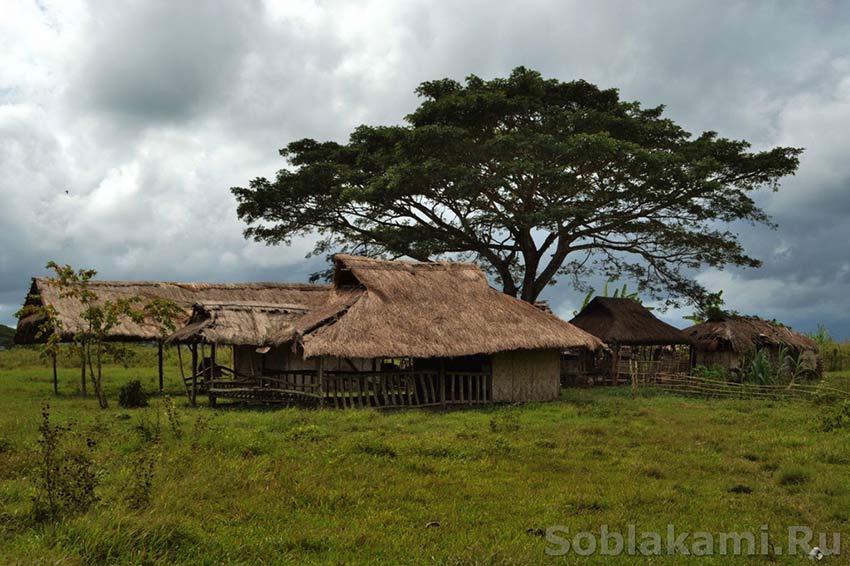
[205,368,493,408]
[444,372,492,405]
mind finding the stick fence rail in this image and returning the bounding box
[204,369,493,408]
[628,363,850,402]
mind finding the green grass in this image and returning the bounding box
[0,348,849,564]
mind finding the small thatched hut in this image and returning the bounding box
[169,254,603,406]
[683,316,819,375]
[568,297,692,383]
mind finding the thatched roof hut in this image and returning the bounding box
[294,254,603,359]
[683,316,817,356]
[15,279,329,344]
[569,297,691,346]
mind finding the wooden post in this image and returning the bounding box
[52,353,58,395]
[191,343,198,406]
[317,356,325,408]
[158,341,164,392]
[439,358,446,406]
[611,344,620,386]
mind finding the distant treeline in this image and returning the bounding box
[0,324,14,349]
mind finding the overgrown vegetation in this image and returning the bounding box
[31,405,99,523]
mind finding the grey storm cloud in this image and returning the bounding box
[2,0,850,337]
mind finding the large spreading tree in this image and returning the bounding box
[233,67,801,305]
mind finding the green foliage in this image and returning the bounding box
[691,364,729,381]
[741,349,775,385]
[31,405,99,523]
[233,67,801,305]
[809,324,850,372]
[118,380,149,409]
[683,290,729,323]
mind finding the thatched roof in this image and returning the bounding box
[683,316,818,354]
[15,279,330,344]
[569,297,691,346]
[297,254,603,359]
[166,302,310,347]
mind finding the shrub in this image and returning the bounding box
[31,405,99,522]
[118,380,149,409]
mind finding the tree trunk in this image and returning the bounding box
[80,342,87,397]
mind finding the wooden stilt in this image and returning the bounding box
[177,343,185,381]
[191,343,198,406]
[317,357,325,408]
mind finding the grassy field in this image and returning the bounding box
[1,348,849,564]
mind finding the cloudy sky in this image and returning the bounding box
[2,0,850,337]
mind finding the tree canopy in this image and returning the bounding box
[233,67,801,305]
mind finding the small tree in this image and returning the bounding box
[22,262,181,407]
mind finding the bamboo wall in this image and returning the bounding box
[491,348,560,402]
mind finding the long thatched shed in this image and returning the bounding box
[15,279,330,344]
[14,278,330,394]
[683,316,819,374]
[170,254,604,406]
[568,297,692,383]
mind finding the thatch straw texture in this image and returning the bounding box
[167,302,309,347]
[569,297,691,346]
[15,279,329,344]
[299,255,603,359]
[683,316,818,354]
